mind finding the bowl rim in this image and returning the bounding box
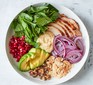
[5,2,90,85]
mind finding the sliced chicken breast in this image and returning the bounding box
[59,19,75,37]
[49,22,67,36]
[56,20,70,37]
[60,14,67,18]
[60,16,80,30]
[74,30,82,36]
[47,26,62,36]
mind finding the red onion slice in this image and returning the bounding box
[66,50,82,64]
[59,36,76,50]
[54,35,77,49]
[53,38,65,57]
[52,50,58,57]
[74,37,84,54]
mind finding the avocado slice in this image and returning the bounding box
[20,57,31,71]
[28,52,35,59]
[30,49,49,69]
[29,48,41,56]
[29,48,36,53]
[29,48,41,69]
[18,54,30,71]
[39,50,49,65]
[18,53,35,71]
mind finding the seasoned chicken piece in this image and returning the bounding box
[75,30,82,36]
[60,15,80,30]
[60,19,76,37]
[49,22,67,36]
[60,14,67,18]
[47,26,62,36]
[56,20,71,37]
[58,19,74,37]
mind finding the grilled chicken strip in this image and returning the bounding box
[49,23,67,36]
[47,26,62,36]
[60,14,80,30]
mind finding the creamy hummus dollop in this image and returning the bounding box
[37,31,54,53]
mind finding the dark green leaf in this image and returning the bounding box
[40,26,47,33]
[14,31,24,37]
[19,13,33,24]
[36,16,52,26]
[20,19,32,38]
[28,5,48,13]
[10,19,18,29]
[14,23,23,32]
[47,4,58,12]
[50,12,59,21]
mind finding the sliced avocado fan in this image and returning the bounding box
[18,48,49,71]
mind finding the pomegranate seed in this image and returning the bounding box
[16,56,21,62]
[9,36,32,62]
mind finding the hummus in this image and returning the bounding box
[37,31,54,53]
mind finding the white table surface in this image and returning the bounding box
[0,0,93,85]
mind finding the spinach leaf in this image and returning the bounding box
[18,17,32,39]
[50,12,59,21]
[36,16,51,26]
[45,4,59,21]
[28,5,48,13]
[14,23,23,32]
[19,13,33,24]
[14,31,24,37]
[10,19,18,29]
[14,23,24,37]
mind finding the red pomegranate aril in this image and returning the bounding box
[21,42,25,46]
[10,49,15,54]
[13,44,17,48]
[14,52,18,56]
[20,49,23,53]
[16,56,21,62]
[9,36,32,62]
[18,46,22,50]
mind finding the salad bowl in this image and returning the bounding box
[5,2,90,85]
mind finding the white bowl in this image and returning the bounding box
[5,3,90,85]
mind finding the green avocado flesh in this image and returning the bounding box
[18,48,49,71]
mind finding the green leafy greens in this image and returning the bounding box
[11,3,59,47]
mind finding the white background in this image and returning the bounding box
[0,0,93,85]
